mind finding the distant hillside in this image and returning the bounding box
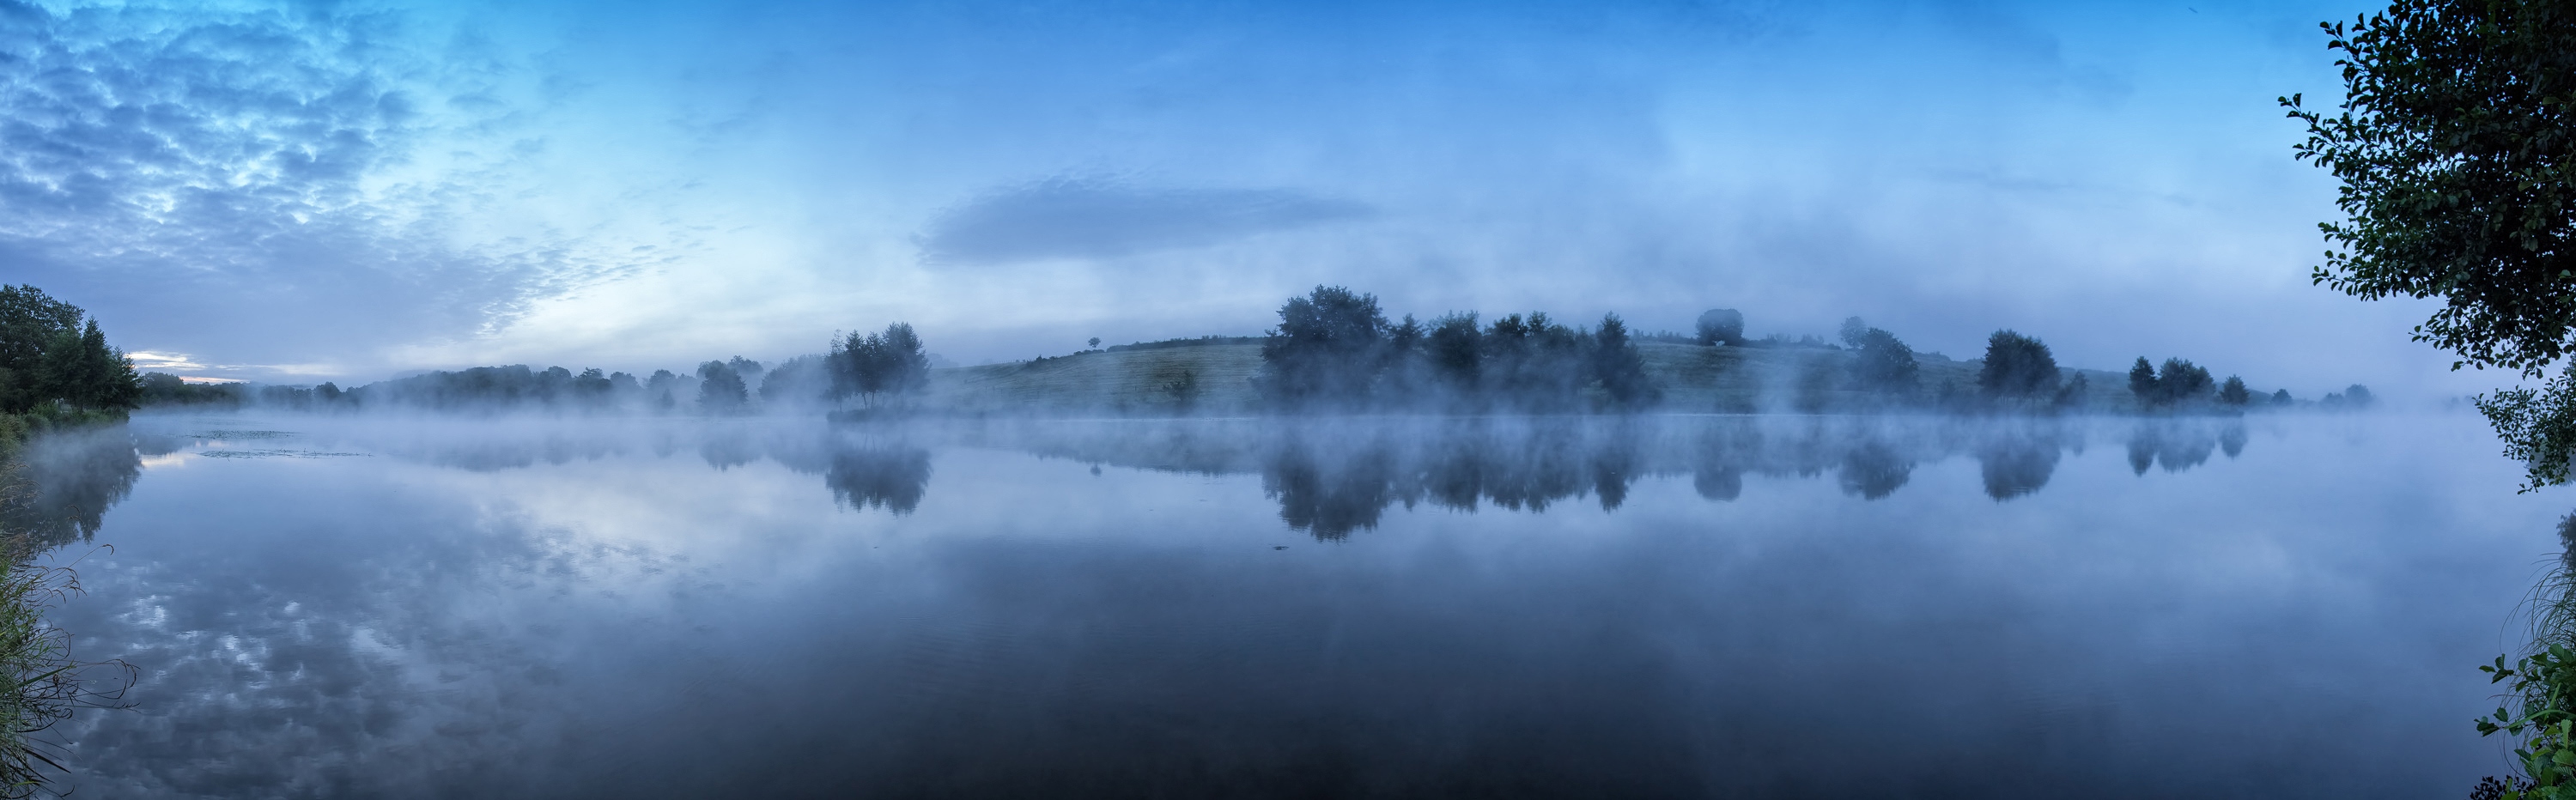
[927,344,1266,415]
[926,341,2184,415]
[1635,342,2148,414]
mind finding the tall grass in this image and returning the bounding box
[0,460,131,797]
[2465,517,2576,799]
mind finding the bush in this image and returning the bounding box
[1695,309,1744,346]
[1978,330,2060,400]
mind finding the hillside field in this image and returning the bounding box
[923,342,2164,415]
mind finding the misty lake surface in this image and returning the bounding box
[15,411,2568,797]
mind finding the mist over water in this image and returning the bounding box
[9,412,2558,797]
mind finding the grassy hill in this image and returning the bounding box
[925,340,2178,415]
[927,344,1267,415]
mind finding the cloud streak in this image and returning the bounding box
[917,177,1372,265]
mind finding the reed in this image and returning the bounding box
[0,462,131,797]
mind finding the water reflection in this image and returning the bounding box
[2125,420,2245,476]
[109,415,2262,542]
[2,427,142,548]
[822,445,933,514]
[39,412,2530,799]
[1977,428,2064,500]
[1000,416,2255,538]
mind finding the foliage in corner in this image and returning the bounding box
[2282,0,2576,488]
[2479,645,2576,799]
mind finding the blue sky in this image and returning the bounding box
[1,0,2459,398]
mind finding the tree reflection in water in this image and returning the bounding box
[115,415,2260,541]
[2125,421,2230,476]
[1001,416,2259,540]
[1976,428,2063,501]
[3,427,142,548]
[821,446,932,515]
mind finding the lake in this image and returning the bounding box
[9,411,2562,798]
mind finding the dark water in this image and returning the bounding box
[9,412,2562,797]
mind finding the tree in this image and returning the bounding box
[2283,1,2576,487]
[0,287,138,414]
[0,285,80,413]
[1847,326,1918,397]
[759,355,826,405]
[2165,359,2215,403]
[1696,309,1745,346]
[1591,313,1656,409]
[2133,358,2216,407]
[1379,314,1425,400]
[1255,286,1389,409]
[696,361,747,413]
[2054,373,2092,409]
[1425,312,1482,397]
[645,369,681,410]
[1978,330,2060,400]
[1838,317,1871,348]
[572,368,613,404]
[2219,375,2252,406]
[51,319,140,410]
[828,323,933,409]
[1479,312,1587,410]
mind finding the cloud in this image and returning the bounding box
[125,351,201,371]
[917,177,1372,265]
[0,1,664,378]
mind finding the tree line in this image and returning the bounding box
[1255,286,1656,412]
[1253,286,2330,416]
[0,285,140,431]
[155,321,937,415]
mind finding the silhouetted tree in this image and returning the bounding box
[2159,359,2215,405]
[2053,373,2091,409]
[1591,313,1656,409]
[137,373,241,406]
[1425,312,1483,398]
[760,355,828,405]
[2128,357,2158,400]
[0,285,80,413]
[829,323,933,409]
[2218,375,2251,406]
[46,319,140,410]
[573,368,613,404]
[1482,312,1588,411]
[2283,2,2576,487]
[1847,327,1919,397]
[697,361,748,413]
[1838,317,1871,348]
[1978,330,2060,400]
[1256,286,1390,409]
[2129,357,2215,408]
[1696,308,1745,346]
[0,287,138,414]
